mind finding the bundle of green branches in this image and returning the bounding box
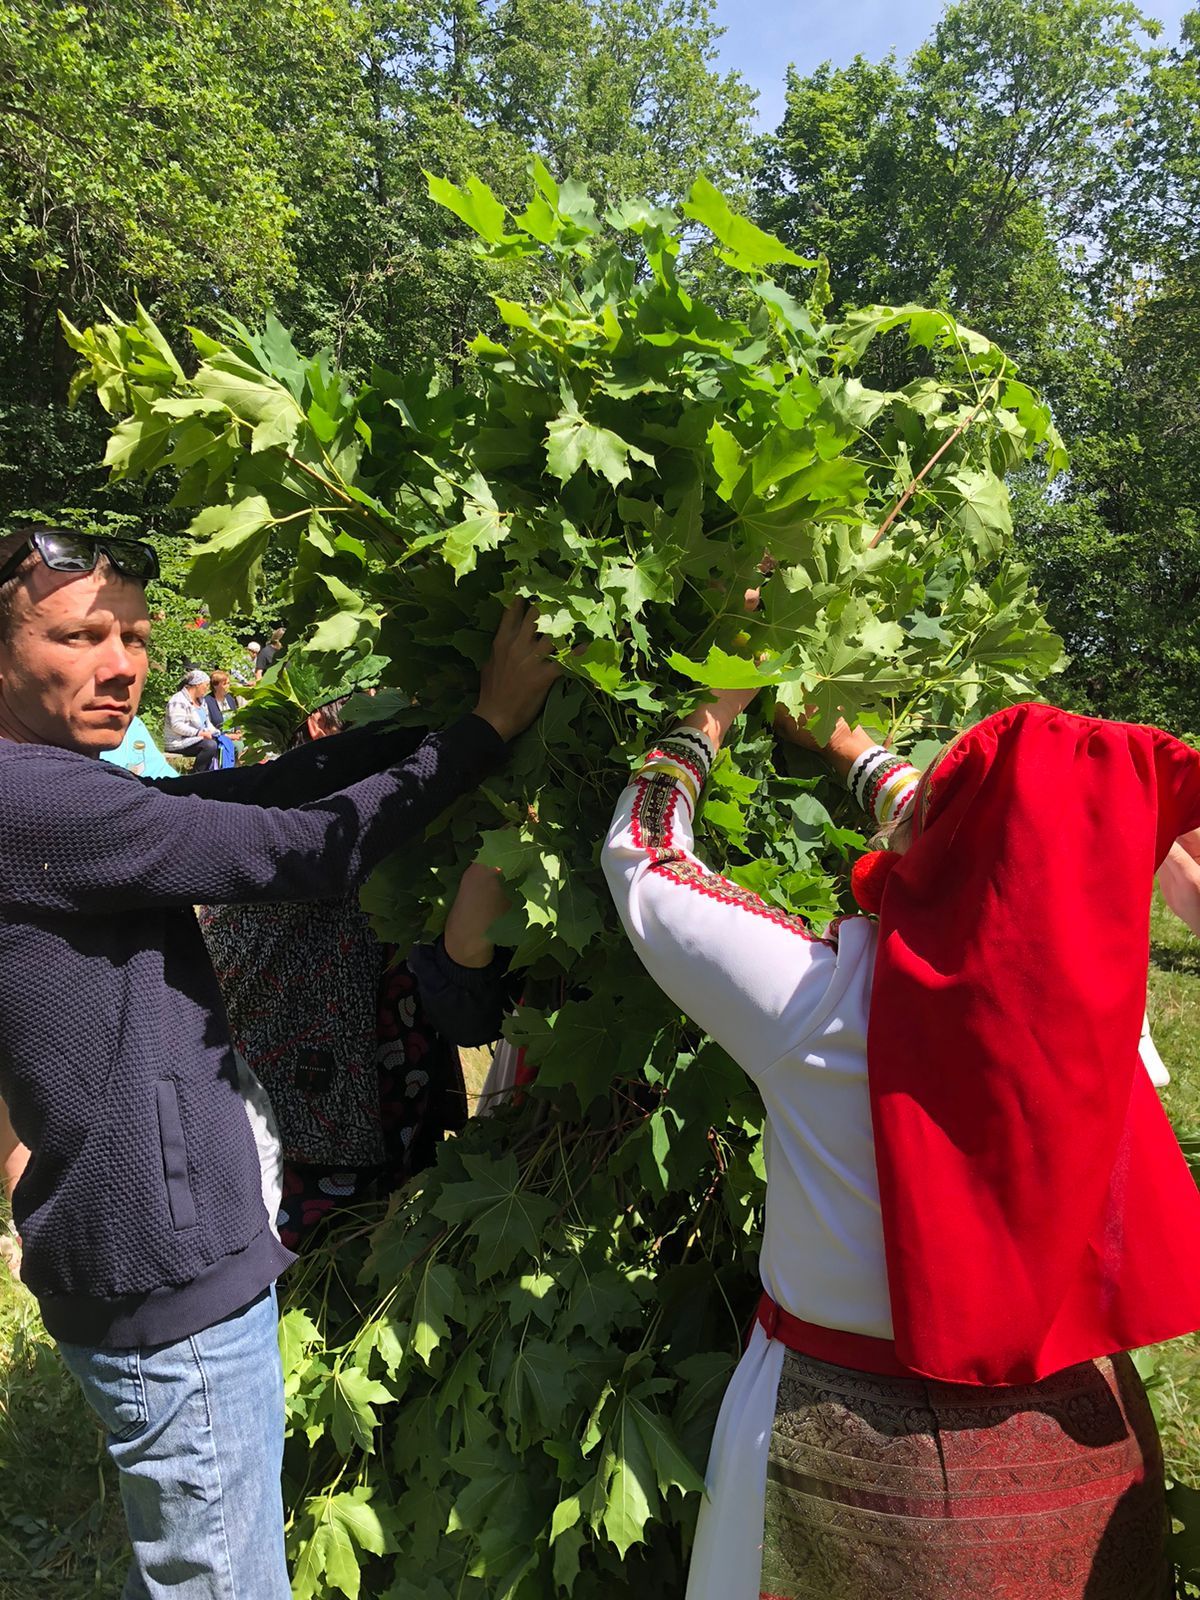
[66,164,1065,1600]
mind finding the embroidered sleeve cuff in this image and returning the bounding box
[635,725,715,805]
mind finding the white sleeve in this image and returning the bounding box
[1140,1010,1170,1088]
[602,753,841,1080]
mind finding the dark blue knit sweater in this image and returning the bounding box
[0,715,504,1347]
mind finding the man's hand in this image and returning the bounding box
[474,600,562,742]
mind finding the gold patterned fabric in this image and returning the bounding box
[759,1347,1169,1600]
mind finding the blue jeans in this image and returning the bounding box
[58,1288,290,1600]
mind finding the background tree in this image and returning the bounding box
[0,0,755,521]
[0,0,356,511]
[276,0,757,373]
[1032,10,1200,729]
[755,0,1152,363]
[755,0,1200,731]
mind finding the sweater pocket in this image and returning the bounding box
[155,1080,198,1231]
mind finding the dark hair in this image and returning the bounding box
[0,532,36,643]
[288,695,351,749]
[0,524,119,643]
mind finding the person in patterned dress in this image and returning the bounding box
[200,696,469,1250]
[603,685,1200,1600]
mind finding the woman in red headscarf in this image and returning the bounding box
[603,691,1200,1600]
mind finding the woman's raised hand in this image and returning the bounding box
[775,700,881,781]
[474,600,561,742]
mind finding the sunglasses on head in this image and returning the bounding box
[0,528,160,589]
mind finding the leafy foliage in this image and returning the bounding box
[68,171,1064,1595]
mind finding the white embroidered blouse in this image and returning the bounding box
[602,729,1171,1600]
[602,738,892,1339]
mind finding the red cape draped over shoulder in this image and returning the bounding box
[869,703,1200,1385]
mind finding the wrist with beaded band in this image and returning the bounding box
[846,743,921,827]
[848,745,893,810]
[875,764,921,826]
[863,755,906,812]
[658,727,716,780]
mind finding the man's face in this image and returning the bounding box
[0,564,151,754]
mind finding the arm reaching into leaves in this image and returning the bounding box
[773,703,921,828]
[157,600,562,808]
[603,697,843,1078]
[443,862,513,969]
[772,704,876,780]
[409,863,518,1048]
[1160,832,1200,940]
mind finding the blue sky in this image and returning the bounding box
[711,0,1197,128]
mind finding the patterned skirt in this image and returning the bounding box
[759,1348,1169,1600]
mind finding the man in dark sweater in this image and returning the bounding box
[0,524,558,1598]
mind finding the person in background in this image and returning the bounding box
[604,690,1200,1600]
[1136,827,1200,1084]
[233,640,260,686]
[100,711,176,779]
[203,668,242,767]
[255,627,284,680]
[163,667,219,770]
[204,668,241,728]
[0,517,559,1600]
[200,696,475,1249]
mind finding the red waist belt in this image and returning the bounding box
[755,1293,920,1380]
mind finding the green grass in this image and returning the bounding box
[0,899,1197,1597]
[1144,893,1200,1496]
[0,1242,126,1598]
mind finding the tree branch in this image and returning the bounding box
[869,371,1003,548]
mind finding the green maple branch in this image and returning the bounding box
[883,614,995,743]
[869,371,1004,549]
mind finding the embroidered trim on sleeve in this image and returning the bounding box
[630,771,683,857]
[648,854,832,944]
[636,757,700,809]
[630,771,833,944]
[643,745,707,792]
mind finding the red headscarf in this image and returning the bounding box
[869,703,1200,1385]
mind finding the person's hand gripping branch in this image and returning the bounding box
[677,583,896,796]
[474,599,562,742]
